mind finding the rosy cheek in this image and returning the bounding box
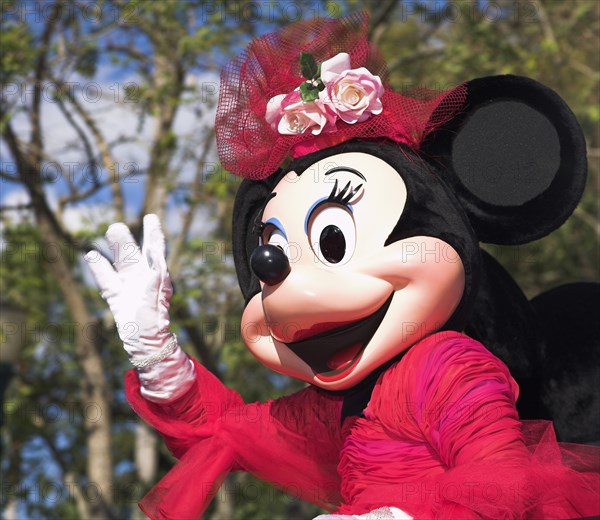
[357,237,464,288]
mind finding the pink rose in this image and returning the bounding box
[320,53,384,124]
[264,52,385,135]
[265,90,334,135]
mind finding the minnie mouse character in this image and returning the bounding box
[86,13,600,519]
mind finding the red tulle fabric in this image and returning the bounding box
[126,365,345,519]
[125,332,600,519]
[215,12,468,180]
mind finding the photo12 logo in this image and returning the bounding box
[3,81,141,105]
[396,1,539,23]
[1,1,139,24]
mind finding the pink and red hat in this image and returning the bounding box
[216,12,467,180]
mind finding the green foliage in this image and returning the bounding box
[378,0,599,292]
[74,44,99,78]
[0,222,130,518]
[0,224,54,314]
[0,22,35,82]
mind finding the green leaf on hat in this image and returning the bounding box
[299,81,320,102]
[300,52,319,80]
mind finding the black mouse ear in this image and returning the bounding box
[422,75,587,245]
[232,174,280,304]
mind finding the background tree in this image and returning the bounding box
[374,0,600,293]
[1,1,598,519]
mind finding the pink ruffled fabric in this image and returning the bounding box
[126,332,600,519]
[336,332,600,518]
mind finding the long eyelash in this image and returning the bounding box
[327,179,363,205]
[252,220,265,237]
[252,192,277,236]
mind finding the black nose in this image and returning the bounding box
[250,244,291,286]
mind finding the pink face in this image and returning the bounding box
[241,152,465,390]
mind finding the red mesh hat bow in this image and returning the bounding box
[216,12,467,180]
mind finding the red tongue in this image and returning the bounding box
[327,342,363,371]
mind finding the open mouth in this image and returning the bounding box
[284,294,394,381]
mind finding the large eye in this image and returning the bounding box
[308,204,356,266]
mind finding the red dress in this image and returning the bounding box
[125,331,600,519]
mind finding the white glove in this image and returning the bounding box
[85,214,195,403]
[313,507,412,520]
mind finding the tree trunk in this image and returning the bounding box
[32,207,114,519]
[132,421,158,520]
[210,474,236,520]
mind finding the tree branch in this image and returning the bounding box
[54,91,97,170]
[369,0,401,45]
[168,128,215,277]
[49,76,126,221]
[536,0,562,67]
[570,60,597,79]
[387,48,443,73]
[0,203,33,212]
[573,206,600,236]
[105,43,151,65]
[173,303,221,378]
[31,2,61,167]
[0,169,20,182]
[140,58,185,219]
[58,181,106,208]
[36,424,106,520]
[587,148,600,158]
[1,109,31,179]
[5,116,106,252]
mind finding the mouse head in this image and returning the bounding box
[219,14,586,391]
